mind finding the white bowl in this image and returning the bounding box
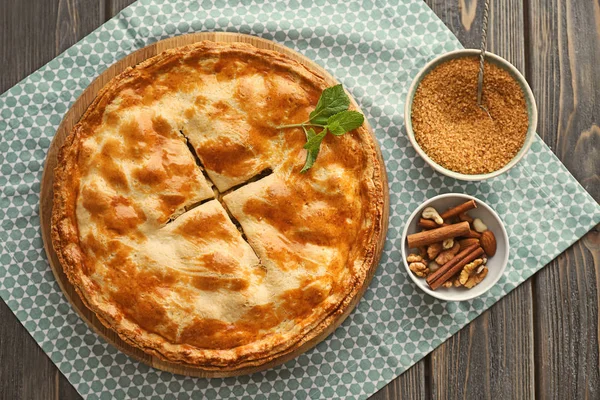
[404,49,538,181]
[401,193,509,301]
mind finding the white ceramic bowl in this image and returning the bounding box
[401,193,509,301]
[404,49,538,181]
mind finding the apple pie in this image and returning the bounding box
[51,41,385,370]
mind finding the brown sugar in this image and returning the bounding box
[411,57,529,175]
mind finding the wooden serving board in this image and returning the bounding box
[39,32,389,378]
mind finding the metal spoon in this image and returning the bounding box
[477,0,492,118]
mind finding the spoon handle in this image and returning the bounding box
[477,0,491,106]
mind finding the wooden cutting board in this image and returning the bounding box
[39,32,389,378]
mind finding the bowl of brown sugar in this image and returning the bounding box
[405,49,537,180]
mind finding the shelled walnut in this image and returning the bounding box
[435,242,460,265]
[459,259,488,288]
[427,242,443,259]
[452,273,462,287]
[407,254,430,277]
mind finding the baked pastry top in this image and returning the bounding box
[52,41,385,370]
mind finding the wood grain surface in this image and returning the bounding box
[1,0,599,399]
[38,31,389,378]
[526,1,600,399]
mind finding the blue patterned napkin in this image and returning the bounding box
[1,1,598,399]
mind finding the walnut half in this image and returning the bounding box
[407,254,430,277]
[435,242,460,265]
[409,262,429,277]
[459,258,488,288]
[427,242,443,259]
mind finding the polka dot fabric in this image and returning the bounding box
[1,1,599,399]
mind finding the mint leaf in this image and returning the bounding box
[326,110,365,136]
[277,85,365,173]
[303,128,327,150]
[301,128,327,173]
[303,125,315,141]
[308,84,350,125]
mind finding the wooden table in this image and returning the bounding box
[1,1,598,399]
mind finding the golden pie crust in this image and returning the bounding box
[51,41,385,370]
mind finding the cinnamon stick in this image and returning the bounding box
[427,245,485,290]
[407,221,470,248]
[426,242,480,284]
[462,229,482,239]
[440,199,477,220]
[418,218,448,229]
[458,212,474,223]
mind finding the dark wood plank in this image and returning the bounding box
[429,284,535,399]
[527,0,600,398]
[0,1,105,399]
[423,1,535,399]
[0,0,107,92]
[58,370,82,400]
[371,362,426,400]
[1,0,60,91]
[526,0,600,198]
[55,0,109,53]
[0,301,56,400]
[108,0,136,15]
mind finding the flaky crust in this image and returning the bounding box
[52,41,385,370]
